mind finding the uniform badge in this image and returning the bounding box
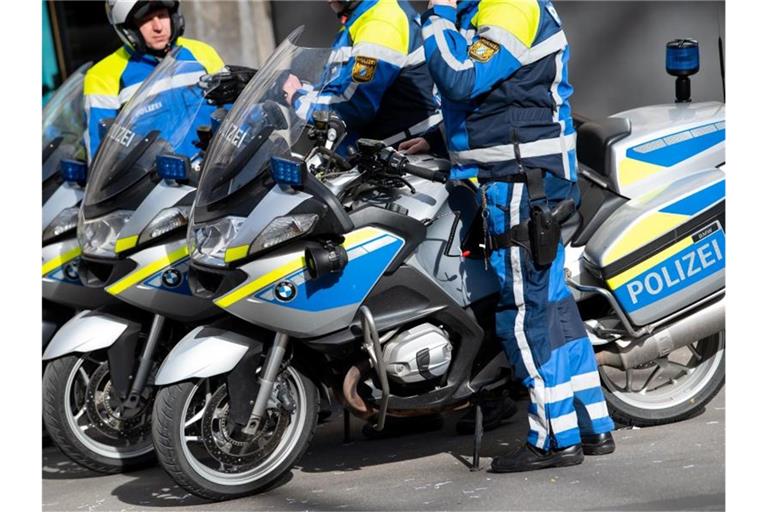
[469,38,500,63]
[352,56,377,83]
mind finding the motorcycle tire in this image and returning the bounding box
[42,354,156,473]
[153,365,319,501]
[599,332,725,427]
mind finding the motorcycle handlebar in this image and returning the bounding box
[402,161,448,183]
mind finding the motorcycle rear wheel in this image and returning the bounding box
[599,332,725,426]
[152,366,319,501]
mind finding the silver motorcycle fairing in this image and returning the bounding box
[42,310,131,361]
[43,182,82,231]
[607,102,725,198]
[105,238,219,321]
[213,226,406,338]
[154,326,258,385]
[42,238,111,309]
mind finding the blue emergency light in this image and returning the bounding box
[270,156,306,187]
[156,153,191,181]
[666,39,700,77]
[59,159,87,184]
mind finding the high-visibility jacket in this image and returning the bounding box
[83,37,224,162]
[294,0,441,151]
[422,0,576,181]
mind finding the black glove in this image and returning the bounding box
[200,65,258,106]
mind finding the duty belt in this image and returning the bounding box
[449,132,577,166]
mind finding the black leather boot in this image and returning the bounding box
[489,443,584,473]
[455,396,517,435]
[582,432,615,455]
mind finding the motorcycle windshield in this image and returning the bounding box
[42,62,91,181]
[84,48,216,208]
[195,29,336,208]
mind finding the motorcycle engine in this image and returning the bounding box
[382,323,452,384]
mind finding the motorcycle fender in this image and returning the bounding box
[42,310,138,361]
[154,326,262,386]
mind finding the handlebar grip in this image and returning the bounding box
[404,162,448,183]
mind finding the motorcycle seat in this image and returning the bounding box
[576,117,632,182]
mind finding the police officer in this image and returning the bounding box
[84,0,224,162]
[281,0,442,154]
[419,0,615,471]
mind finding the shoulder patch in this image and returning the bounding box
[469,38,500,63]
[352,56,377,83]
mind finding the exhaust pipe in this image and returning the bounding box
[596,297,724,370]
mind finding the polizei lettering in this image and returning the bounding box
[625,236,724,306]
[107,125,136,147]
[223,123,249,148]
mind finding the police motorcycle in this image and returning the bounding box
[43,62,117,352]
[41,48,252,473]
[150,33,725,500]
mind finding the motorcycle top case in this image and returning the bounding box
[583,169,724,326]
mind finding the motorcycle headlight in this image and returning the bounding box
[78,210,133,258]
[43,207,79,243]
[249,214,319,254]
[138,206,191,245]
[189,216,246,267]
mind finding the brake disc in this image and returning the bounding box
[84,362,152,440]
[201,383,290,470]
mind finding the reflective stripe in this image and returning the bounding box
[142,71,205,97]
[295,81,361,119]
[527,31,568,64]
[85,94,121,110]
[585,401,610,420]
[329,46,353,64]
[424,18,474,71]
[479,26,566,66]
[353,42,406,67]
[546,381,574,404]
[450,132,576,164]
[508,182,548,449]
[42,246,81,277]
[404,47,425,66]
[550,411,578,434]
[381,111,443,146]
[117,82,142,104]
[460,27,476,42]
[106,245,189,296]
[572,370,601,392]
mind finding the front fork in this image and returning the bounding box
[121,314,165,410]
[242,332,290,435]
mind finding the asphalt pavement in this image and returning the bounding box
[42,388,724,511]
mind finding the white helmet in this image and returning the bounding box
[105,1,185,54]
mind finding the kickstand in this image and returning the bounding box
[343,409,352,444]
[471,403,484,471]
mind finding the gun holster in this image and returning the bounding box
[488,168,575,268]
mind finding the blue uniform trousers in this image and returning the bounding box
[480,174,615,450]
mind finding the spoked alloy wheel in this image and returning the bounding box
[42,354,156,473]
[599,332,725,426]
[153,366,319,501]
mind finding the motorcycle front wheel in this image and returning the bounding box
[152,366,319,501]
[42,353,156,473]
[599,332,725,426]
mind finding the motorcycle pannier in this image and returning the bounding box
[583,169,724,326]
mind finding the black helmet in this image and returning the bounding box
[105,0,185,55]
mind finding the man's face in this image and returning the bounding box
[327,1,346,15]
[136,7,172,51]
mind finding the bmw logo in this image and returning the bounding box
[162,268,183,288]
[274,280,297,302]
[63,262,79,281]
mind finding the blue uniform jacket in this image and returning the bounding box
[83,37,224,162]
[294,0,441,152]
[422,0,577,181]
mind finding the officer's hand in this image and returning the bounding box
[281,74,302,104]
[399,137,431,155]
[429,0,457,8]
